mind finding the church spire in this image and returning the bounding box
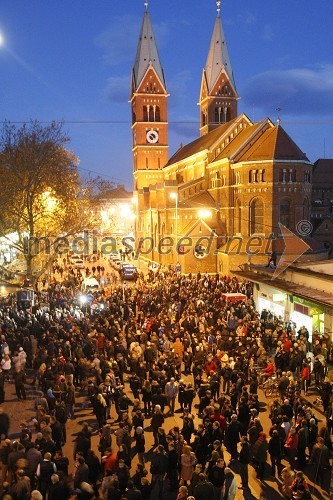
[205,1,236,93]
[132,6,166,93]
[130,3,169,188]
[198,1,238,136]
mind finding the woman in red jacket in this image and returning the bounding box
[260,362,275,385]
[284,427,298,470]
[301,362,311,394]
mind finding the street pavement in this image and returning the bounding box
[0,256,331,498]
[0,370,330,499]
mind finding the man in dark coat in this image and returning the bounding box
[268,430,282,477]
[226,414,241,460]
[0,367,5,403]
[50,416,63,450]
[48,473,70,500]
[150,445,168,498]
[310,437,330,487]
[124,480,143,500]
[74,457,90,489]
[10,469,30,500]
[0,408,10,440]
[166,442,178,491]
[238,436,252,489]
[36,452,57,499]
[193,473,214,500]
[14,369,26,401]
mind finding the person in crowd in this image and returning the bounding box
[252,432,268,481]
[268,429,282,477]
[180,445,197,485]
[221,467,236,500]
[238,436,251,490]
[0,266,331,499]
[36,452,57,499]
[310,436,330,488]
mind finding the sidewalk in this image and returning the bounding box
[301,386,326,415]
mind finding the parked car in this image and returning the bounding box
[74,259,85,269]
[70,255,80,265]
[81,276,100,292]
[87,254,98,262]
[121,265,138,281]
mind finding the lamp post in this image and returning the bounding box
[170,192,178,263]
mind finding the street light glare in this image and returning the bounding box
[198,209,212,219]
[170,192,177,200]
[0,33,4,46]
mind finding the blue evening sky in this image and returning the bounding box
[0,0,332,190]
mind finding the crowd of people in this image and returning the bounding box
[0,256,331,500]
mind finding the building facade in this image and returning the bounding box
[97,185,135,242]
[234,261,333,341]
[311,159,333,255]
[131,4,320,274]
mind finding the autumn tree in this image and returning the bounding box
[0,120,98,282]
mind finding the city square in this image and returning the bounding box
[0,1,333,499]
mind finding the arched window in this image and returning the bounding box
[155,106,161,122]
[226,108,231,122]
[280,198,291,228]
[143,106,148,121]
[148,106,154,122]
[132,111,136,124]
[202,111,207,127]
[145,157,149,169]
[249,198,264,235]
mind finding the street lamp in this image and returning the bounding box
[170,192,178,262]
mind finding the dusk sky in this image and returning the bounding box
[1,0,333,190]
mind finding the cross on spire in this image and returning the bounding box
[216,1,221,16]
[144,1,149,10]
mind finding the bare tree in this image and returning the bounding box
[0,120,101,282]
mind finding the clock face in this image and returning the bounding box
[146,130,159,144]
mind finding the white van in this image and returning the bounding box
[81,277,100,292]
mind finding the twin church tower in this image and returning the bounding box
[130,2,313,274]
[131,1,237,189]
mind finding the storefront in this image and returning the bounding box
[254,283,288,319]
[291,297,325,342]
[233,265,333,342]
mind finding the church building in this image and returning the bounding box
[131,2,315,274]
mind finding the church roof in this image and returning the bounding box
[132,10,166,91]
[204,13,236,92]
[235,125,309,162]
[213,121,265,161]
[98,185,132,200]
[312,159,333,186]
[166,117,309,169]
[166,117,239,166]
[178,190,216,209]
